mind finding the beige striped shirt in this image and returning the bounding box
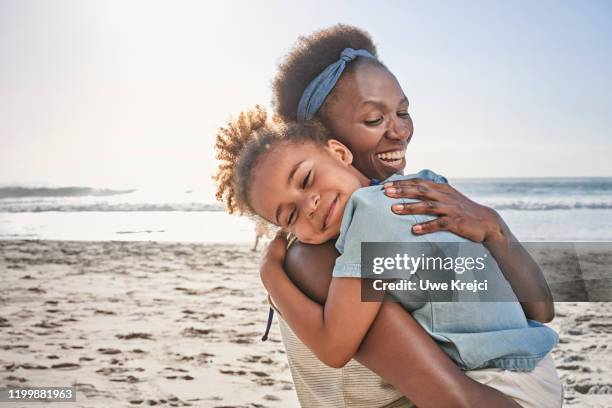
[274,306,415,408]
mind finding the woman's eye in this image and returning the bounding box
[302,170,311,188]
[397,111,410,118]
[364,117,382,126]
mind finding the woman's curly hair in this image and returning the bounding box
[272,24,384,123]
[214,106,329,217]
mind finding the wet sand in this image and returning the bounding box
[0,240,611,407]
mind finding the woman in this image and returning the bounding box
[263,24,557,407]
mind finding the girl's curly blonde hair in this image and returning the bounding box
[213,106,329,217]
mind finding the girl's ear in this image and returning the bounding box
[326,139,353,165]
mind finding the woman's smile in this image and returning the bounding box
[376,147,406,172]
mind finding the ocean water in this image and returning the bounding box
[1,178,611,243]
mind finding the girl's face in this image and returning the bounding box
[321,63,413,181]
[248,140,369,244]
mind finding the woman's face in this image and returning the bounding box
[321,63,413,181]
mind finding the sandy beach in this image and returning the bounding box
[1,240,611,407]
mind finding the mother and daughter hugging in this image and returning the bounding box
[214,24,563,408]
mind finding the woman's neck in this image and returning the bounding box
[352,167,371,187]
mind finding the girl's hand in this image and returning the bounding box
[260,230,289,283]
[384,178,505,244]
[262,230,288,262]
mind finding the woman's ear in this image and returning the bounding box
[326,139,353,165]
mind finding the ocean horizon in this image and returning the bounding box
[2,177,612,242]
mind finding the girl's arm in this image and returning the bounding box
[384,178,554,322]
[281,238,521,408]
[260,234,381,368]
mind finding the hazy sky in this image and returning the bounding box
[1,0,611,191]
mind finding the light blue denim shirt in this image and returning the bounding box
[333,169,558,371]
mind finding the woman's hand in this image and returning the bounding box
[384,177,555,322]
[384,178,506,243]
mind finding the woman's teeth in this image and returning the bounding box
[376,150,405,166]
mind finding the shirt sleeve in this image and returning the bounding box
[414,168,448,184]
[332,169,450,278]
[332,193,435,278]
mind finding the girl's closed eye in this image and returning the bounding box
[287,208,296,226]
[302,169,312,188]
[288,169,313,226]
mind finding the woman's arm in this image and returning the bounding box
[260,234,382,368]
[282,238,521,408]
[384,178,554,322]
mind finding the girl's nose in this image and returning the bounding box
[301,194,320,217]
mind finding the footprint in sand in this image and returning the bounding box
[116,332,154,340]
[562,355,585,363]
[588,322,612,334]
[73,383,101,398]
[20,363,48,370]
[4,375,27,383]
[27,287,46,294]
[94,309,115,315]
[230,334,255,345]
[51,362,80,370]
[253,377,276,386]
[574,382,612,394]
[97,348,122,355]
[219,369,247,376]
[181,327,214,337]
[96,367,128,375]
[205,313,225,319]
[174,287,202,296]
[239,355,274,365]
[0,344,28,350]
[109,375,140,383]
[33,321,63,329]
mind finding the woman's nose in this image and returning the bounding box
[385,115,412,141]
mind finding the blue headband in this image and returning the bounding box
[296,48,375,123]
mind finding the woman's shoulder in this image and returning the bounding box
[285,239,338,304]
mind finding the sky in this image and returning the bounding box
[1,0,611,193]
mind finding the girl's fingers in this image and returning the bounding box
[262,228,289,263]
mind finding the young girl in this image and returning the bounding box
[214,109,563,407]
